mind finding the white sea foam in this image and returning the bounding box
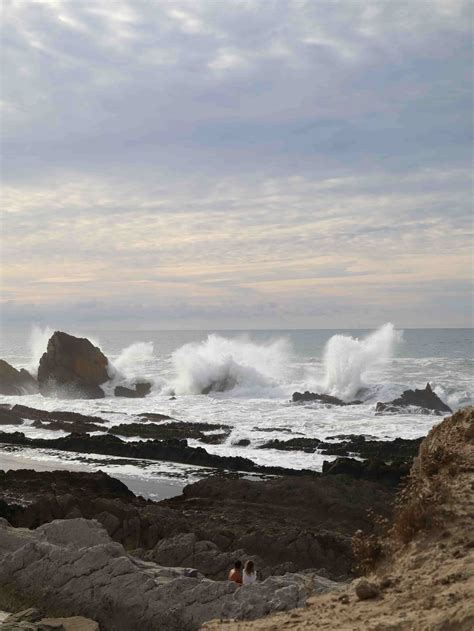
[27,325,53,376]
[322,323,402,400]
[108,342,155,385]
[170,334,291,396]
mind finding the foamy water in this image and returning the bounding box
[0,326,472,493]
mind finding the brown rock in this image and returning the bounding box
[355,578,381,600]
[0,360,38,395]
[37,332,109,399]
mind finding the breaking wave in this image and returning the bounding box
[108,342,156,389]
[171,334,291,396]
[27,325,53,377]
[322,323,402,400]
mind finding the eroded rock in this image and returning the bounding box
[0,360,38,396]
[376,383,452,415]
[38,332,109,399]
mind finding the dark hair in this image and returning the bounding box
[234,560,242,569]
[244,560,254,574]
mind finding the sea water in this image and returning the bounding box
[0,326,472,498]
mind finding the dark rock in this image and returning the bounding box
[138,412,175,422]
[355,578,381,600]
[259,437,321,452]
[234,439,251,447]
[376,383,452,415]
[108,421,231,444]
[201,375,237,394]
[322,457,410,485]
[114,382,152,398]
[37,332,109,399]
[319,435,422,461]
[292,391,363,406]
[0,360,38,395]
[0,404,107,433]
[0,430,317,477]
[0,469,395,582]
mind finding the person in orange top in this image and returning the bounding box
[228,560,243,585]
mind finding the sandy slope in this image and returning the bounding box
[203,407,474,631]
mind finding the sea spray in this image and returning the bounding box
[171,334,291,395]
[323,323,402,400]
[28,325,53,376]
[108,341,155,385]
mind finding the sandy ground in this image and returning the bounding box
[202,408,474,631]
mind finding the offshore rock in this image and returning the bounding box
[376,383,452,415]
[37,332,109,399]
[0,360,38,396]
[0,404,107,433]
[292,391,362,406]
[114,382,152,398]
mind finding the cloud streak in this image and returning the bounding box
[1,0,472,328]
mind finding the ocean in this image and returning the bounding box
[1,325,473,499]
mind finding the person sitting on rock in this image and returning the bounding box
[242,559,257,585]
[228,560,243,584]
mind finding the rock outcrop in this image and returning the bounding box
[37,332,109,399]
[0,607,99,631]
[292,392,362,406]
[0,431,318,477]
[0,518,337,631]
[376,382,452,415]
[0,469,395,579]
[202,407,474,631]
[114,382,152,398]
[0,360,38,396]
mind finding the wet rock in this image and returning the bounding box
[0,405,107,433]
[114,382,152,398]
[0,430,317,477]
[201,375,238,394]
[292,391,362,406]
[319,435,422,461]
[234,438,251,447]
[259,438,321,452]
[0,360,38,396]
[108,421,231,444]
[355,578,381,600]
[376,383,452,415]
[38,332,109,399]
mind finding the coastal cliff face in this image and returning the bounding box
[202,407,474,630]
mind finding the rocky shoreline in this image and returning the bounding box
[0,407,471,629]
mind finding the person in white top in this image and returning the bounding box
[242,559,257,585]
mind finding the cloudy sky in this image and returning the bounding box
[1,0,472,330]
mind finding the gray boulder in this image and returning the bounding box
[0,519,337,631]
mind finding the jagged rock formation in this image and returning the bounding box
[0,361,38,396]
[0,518,337,631]
[376,382,452,415]
[38,332,109,399]
[202,407,474,630]
[0,469,394,579]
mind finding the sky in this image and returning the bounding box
[1,0,473,330]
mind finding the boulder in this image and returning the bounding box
[37,332,109,399]
[354,578,381,600]
[376,383,452,415]
[0,360,38,396]
[0,518,338,631]
[114,382,152,398]
[292,392,362,406]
